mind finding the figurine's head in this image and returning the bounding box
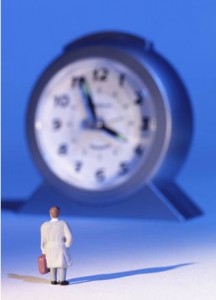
[49,206,60,218]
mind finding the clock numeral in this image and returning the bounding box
[119,73,126,86]
[74,161,82,172]
[134,145,144,155]
[54,95,70,107]
[93,68,109,81]
[111,91,118,98]
[135,91,144,105]
[141,117,150,131]
[58,144,68,155]
[52,119,62,130]
[119,162,129,176]
[72,76,82,87]
[95,169,105,182]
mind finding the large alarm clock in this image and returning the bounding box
[26,31,201,219]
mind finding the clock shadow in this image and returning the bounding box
[68,263,194,285]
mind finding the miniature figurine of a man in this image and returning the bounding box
[40,206,73,285]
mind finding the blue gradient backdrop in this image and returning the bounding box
[2,0,216,216]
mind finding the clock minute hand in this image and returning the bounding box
[98,121,127,142]
[79,77,97,122]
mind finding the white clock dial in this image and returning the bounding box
[34,58,157,190]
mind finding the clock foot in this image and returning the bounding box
[18,181,202,221]
[148,182,202,220]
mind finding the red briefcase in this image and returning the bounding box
[38,254,50,274]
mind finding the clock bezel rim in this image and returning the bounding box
[26,46,170,204]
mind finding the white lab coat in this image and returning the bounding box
[41,220,72,268]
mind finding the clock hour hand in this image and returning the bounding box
[97,121,127,142]
[79,77,97,122]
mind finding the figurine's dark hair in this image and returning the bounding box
[50,206,60,218]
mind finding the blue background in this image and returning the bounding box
[2,0,216,217]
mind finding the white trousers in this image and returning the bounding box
[50,268,67,282]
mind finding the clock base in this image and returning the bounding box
[19,182,202,220]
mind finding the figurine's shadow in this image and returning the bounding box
[7,263,193,285]
[69,263,193,285]
[8,273,50,284]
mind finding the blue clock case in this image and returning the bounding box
[22,32,202,220]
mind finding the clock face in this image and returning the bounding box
[34,57,157,191]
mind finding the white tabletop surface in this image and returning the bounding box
[2,207,216,300]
